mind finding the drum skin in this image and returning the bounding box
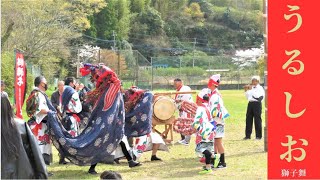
[153,96,176,121]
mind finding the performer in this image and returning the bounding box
[51,81,70,165]
[65,77,78,89]
[207,74,229,169]
[244,76,265,140]
[173,78,194,145]
[193,88,216,174]
[113,136,141,167]
[130,133,166,161]
[47,64,125,175]
[1,94,48,179]
[26,76,53,176]
[61,86,82,137]
[124,86,168,161]
[73,82,92,132]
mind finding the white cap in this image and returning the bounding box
[251,75,260,82]
[197,88,211,102]
[198,88,211,98]
[208,74,221,87]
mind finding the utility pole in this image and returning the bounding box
[118,46,121,76]
[192,38,197,67]
[112,30,120,75]
[151,57,153,90]
[76,49,80,78]
[179,57,182,77]
[98,49,101,63]
[112,30,117,52]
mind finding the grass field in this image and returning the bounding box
[44,90,267,180]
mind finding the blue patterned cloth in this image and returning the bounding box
[124,92,153,137]
[46,88,125,165]
[61,86,75,111]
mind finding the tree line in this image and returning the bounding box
[1,0,264,96]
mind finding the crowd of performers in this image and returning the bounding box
[21,64,168,177]
[1,62,234,178]
[173,75,229,174]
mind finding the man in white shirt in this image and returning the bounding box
[244,76,265,140]
[174,78,194,145]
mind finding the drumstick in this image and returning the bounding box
[154,91,197,95]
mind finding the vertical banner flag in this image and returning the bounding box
[14,49,27,119]
[268,1,320,179]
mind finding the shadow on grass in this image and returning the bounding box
[227,151,266,158]
[49,169,100,179]
[118,157,202,179]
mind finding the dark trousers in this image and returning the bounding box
[181,134,185,140]
[59,153,65,162]
[119,141,132,161]
[245,101,262,138]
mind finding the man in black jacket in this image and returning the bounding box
[51,81,64,113]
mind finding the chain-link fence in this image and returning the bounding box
[78,49,263,90]
[76,49,152,89]
[115,50,152,89]
[26,63,41,77]
[150,55,263,90]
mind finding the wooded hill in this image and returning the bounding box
[84,0,264,59]
[1,0,264,93]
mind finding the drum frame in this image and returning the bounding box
[152,116,175,144]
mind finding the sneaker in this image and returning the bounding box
[256,137,262,140]
[128,160,141,168]
[179,140,189,146]
[243,137,251,140]
[88,169,98,175]
[199,168,213,175]
[48,172,54,177]
[216,162,227,169]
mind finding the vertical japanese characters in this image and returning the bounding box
[14,50,27,119]
[280,4,308,165]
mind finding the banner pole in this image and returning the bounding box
[13,49,17,106]
[263,0,268,152]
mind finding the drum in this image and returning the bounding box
[153,96,176,121]
[173,117,197,136]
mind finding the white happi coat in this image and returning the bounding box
[29,88,52,157]
[64,92,82,137]
[208,89,229,125]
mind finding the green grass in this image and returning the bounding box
[45,90,266,180]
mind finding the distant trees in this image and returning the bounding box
[1,0,264,89]
[83,0,263,58]
[1,0,106,86]
[85,0,131,44]
[184,3,205,24]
